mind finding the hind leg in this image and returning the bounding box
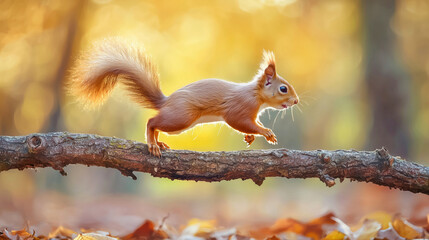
[146,109,198,157]
[146,119,161,157]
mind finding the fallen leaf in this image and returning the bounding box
[122,220,169,240]
[322,230,345,240]
[332,217,353,239]
[353,220,381,240]
[48,226,76,239]
[361,211,392,230]
[392,216,423,239]
[309,213,337,226]
[181,219,216,238]
[186,219,216,232]
[74,233,118,240]
[209,228,236,239]
[10,229,34,239]
[426,214,429,232]
[74,234,97,240]
[376,223,406,240]
[265,236,280,240]
[0,231,9,240]
[282,232,314,240]
[333,217,381,240]
[82,233,118,240]
[252,213,336,240]
[0,230,13,240]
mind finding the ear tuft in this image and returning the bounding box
[262,50,276,71]
[259,50,276,87]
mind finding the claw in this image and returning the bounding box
[157,141,170,150]
[148,143,162,157]
[263,129,277,145]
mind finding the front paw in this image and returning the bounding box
[148,143,162,157]
[263,129,277,145]
[244,134,255,146]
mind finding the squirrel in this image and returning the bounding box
[68,38,299,157]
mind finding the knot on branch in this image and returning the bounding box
[52,165,67,176]
[251,176,265,186]
[320,153,331,164]
[376,147,390,161]
[119,169,137,180]
[26,134,46,153]
[319,173,336,187]
[376,147,394,170]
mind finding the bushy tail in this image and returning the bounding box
[68,38,166,110]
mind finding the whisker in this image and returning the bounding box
[279,109,285,119]
[291,107,295,122]
[272,110,282,128]
[300,95,317,100]
[300,99,310,106]
[299,90,312,95]
[296,105,303,113]
[217,123,223,136]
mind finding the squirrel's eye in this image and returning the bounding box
[279,85,288,94]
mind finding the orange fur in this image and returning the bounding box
[68,38,165,109]
[68,39,299,157]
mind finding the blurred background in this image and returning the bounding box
[0,0,428,235]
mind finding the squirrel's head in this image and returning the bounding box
[256,50,299,110]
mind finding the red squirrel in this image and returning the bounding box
[68,38,299,156]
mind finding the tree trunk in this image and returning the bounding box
[362,0,411,157]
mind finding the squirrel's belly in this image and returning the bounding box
[167,115,224,135]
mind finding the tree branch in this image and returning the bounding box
[0,132,428,194]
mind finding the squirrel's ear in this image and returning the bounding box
[264,64,275,81]
[261,50,276,86]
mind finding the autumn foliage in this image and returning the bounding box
[1,212,428,240]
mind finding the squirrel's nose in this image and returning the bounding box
[293,99,298,105]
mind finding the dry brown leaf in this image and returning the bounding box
[322,230,345,240]
[73,233,117,240]
[181,219,217,238]
[252,213,336,240]
[265,235,280,240]
[0,235,9,240]
[353,220,381,240]
[209,228,236,239]
[376,223,406,240]
[426,214,429,232]
[361,211,392,230]
[122,220,169,240]
[333,217,381,240]
[309,213,337,226]
[1,230,14,240]
[48,226,76,239]
[392,216,424,239]
[2,213,429,240]
[74,233,97,240]
[10,229,34,239]
[0,231,10,240]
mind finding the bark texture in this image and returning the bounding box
[0,132,428,194]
